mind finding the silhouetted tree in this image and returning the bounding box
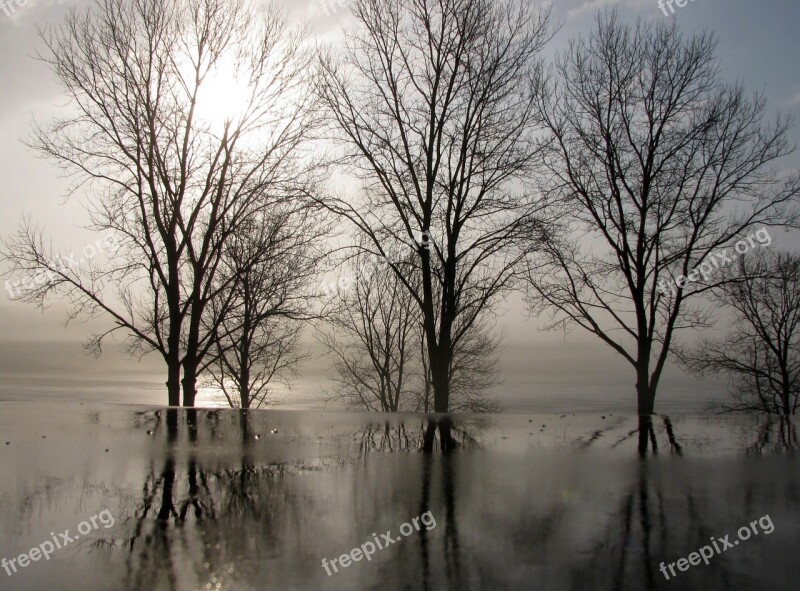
[206,205,327,409]
[1,0,318,406]
[319,247,422,412]
[525,11,800,414]
[315,0,553,412]
[320,243,501,412]
[680,251,800,414]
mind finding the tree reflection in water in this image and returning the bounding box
[5,408,797,591]
[121,410,327,591]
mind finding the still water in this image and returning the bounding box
[0,403,797,590]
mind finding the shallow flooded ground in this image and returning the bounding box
[0,403,798,590]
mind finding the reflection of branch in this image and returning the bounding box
[611,428,640,448]
[663,416,683,456]
[358,423,422,454]
[746,416,797,454]
[178,458,210,521]
[126,469,159,551]
[577,429,608,450]
[353,419,482,455]
[117,454,322,591]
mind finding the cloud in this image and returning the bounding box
[0,0,75,26]
[565,0,652,20]
[782,90,800,108]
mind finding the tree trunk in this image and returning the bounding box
[182,360,198,407]
[239,363,250,409]
[431,360,450,413]
[636,353,655,415]
[636,379,655,415]
[239,294,252,409]
[166,285,182,406]
[781,363,791,414]
[166,361,181,407]
[420,244,452,413]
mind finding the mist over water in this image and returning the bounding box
[0,340,726,413]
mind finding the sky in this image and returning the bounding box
[0,0,799,412]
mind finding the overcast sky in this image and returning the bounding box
[0,0,798,410]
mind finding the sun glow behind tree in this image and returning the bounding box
[190,54,255,131]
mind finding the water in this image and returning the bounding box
[0,403,797,590]
[0,339,729,413]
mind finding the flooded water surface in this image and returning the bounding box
[0,403,798,590]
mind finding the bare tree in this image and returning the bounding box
[315,0,552,412]
[319,248,421,412]
[320,241,501,413]
[1,0,317,405]
[446,317,501,413]
[680,251,800,415]
[205,205,327,410]
[524,11,800,414]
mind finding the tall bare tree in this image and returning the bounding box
[680,251,800,415]
[524,11,800,414]
[315,0,552,412]
[1,0,317,405]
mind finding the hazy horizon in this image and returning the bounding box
[0,334,730,413]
